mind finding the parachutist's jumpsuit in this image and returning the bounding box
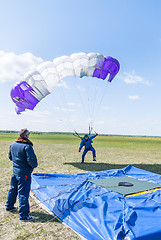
[79,134,97,163]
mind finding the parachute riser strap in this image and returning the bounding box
[73,130,82,139]
[73,133,81,139]
[89,125,93,136]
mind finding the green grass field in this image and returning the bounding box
[1,133,161,239]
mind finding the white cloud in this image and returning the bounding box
[102,106,112,111]
[76,85,86,92]
[55,106,75,112]
[66,102,75,106]
[0,50,43,83]
[95,120,105,125]
[128,95,140,100]
[56,80,69,89]
[23,109,52,117]
[120,71,150,85]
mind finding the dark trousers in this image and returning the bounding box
[6,174,31,220]
[82,147,96,163]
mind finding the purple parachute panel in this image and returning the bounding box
[93,56,120,82]
[10,81,39,114]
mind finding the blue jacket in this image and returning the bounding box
[9,140,38,176]
[79,134,97,151]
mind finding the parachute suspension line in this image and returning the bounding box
[74,76,99,132]
[53,85,72,130]
[76,76,90,118]
[48,75,88,134]
[72,75,91,132]
[70,75,112,133]
[85,76,97,128]
[91,78,98,117]
[69,62,89,132]
[41,68,67,132]
[89,81,98,122]
[86,76,93,124]
[92,80,110,123]
[84,76,108,131]
[90,78,104,123]
[56,79,76,132]
[43,79,81,132]
[40,101,64,129]
[37,69,73,132]
[36,94,70,132]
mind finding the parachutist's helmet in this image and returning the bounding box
[84,134,89,139]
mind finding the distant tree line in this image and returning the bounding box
[0,130,18,133]
[0,130,160,138]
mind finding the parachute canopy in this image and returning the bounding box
[10,52,120,114]
[31,165,161,240]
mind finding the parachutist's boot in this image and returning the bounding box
[20,215,35,222]
[6,206,18,212]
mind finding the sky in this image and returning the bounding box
[0,0,161,136]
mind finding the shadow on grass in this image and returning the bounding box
[31,211,59,223]
[64,162,161,174]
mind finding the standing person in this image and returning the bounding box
[6,128,38,221]
[78,133,98,163]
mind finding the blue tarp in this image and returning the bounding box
[31,165,161,240]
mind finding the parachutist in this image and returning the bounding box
[78,133,98,163]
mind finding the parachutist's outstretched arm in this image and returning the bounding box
[90,133,98,140]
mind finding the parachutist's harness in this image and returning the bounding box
[83,139,93,150]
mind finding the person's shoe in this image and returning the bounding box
[20,216,35,222]
[93,158,96,161]
[6,206,18,212]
